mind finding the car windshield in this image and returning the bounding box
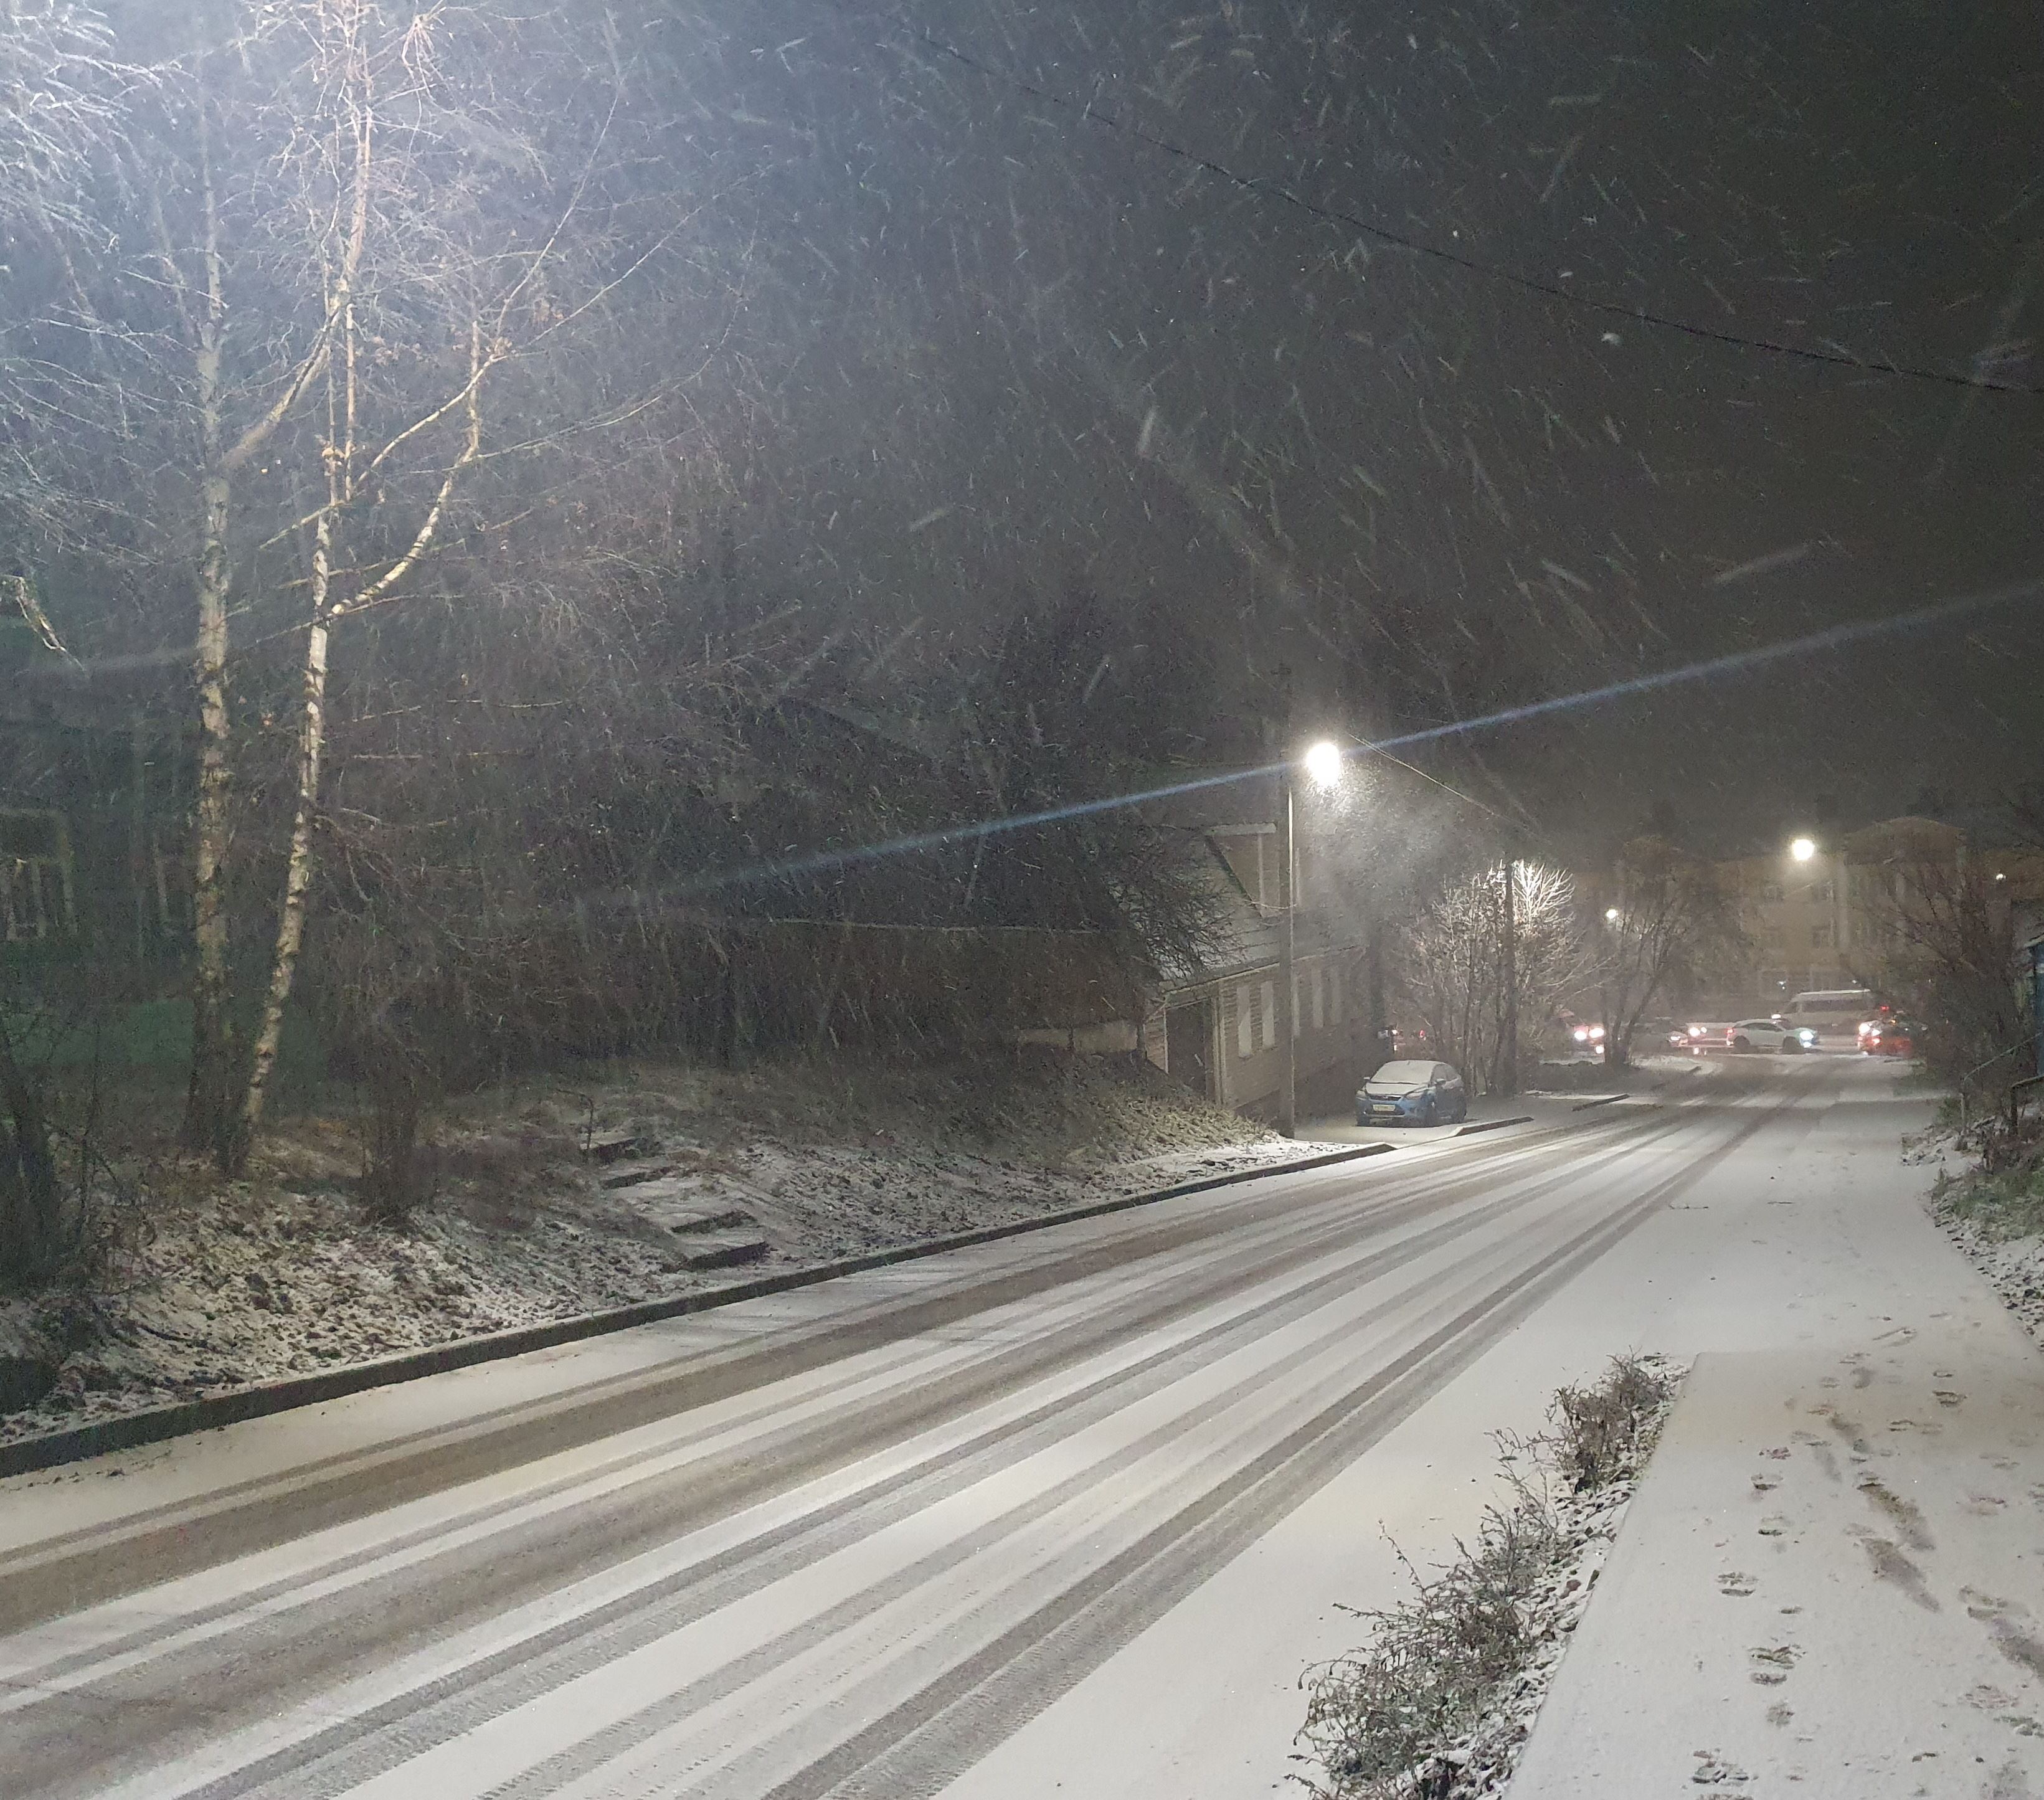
[1371,1062,1435,1085]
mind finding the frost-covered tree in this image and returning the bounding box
[1,0,748,1172]
[1396,861,1586,1093]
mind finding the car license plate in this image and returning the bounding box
[1371,1104,1396,1114]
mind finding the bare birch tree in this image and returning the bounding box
[9,0,714,1171]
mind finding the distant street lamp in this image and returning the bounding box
[1604,906,1621,923]
[1786,835,1848,966]
[1302,739,1345,789]
[1279,740,1346,1137]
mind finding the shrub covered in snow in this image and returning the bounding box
[1296,1355,1683,1800]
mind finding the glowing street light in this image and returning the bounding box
[1789,836,1817,863]
[1604,906,1621,923]
[1301,739,1345,789]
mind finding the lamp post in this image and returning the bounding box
[1786,833,1849,976]
[1278,740,1345,1137]
[1497,858,1519,1098]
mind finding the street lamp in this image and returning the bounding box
[1787,835,1845,968]
[1604,906,1621,923]
[1279,740,1346,1137]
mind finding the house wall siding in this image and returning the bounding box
[1166,947,1369,1121]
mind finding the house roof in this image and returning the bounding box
[1153,830,1366,992]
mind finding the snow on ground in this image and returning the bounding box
[1295,1359,1687,1800]
[1431,1367,1687,1799]
[1935,1203,2044,1351]
[1917,1109,2044,1353]
[1,1051,1293,1446]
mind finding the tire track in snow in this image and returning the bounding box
[0,1090,1809,1800]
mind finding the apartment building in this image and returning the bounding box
[1706,816,2044,1008]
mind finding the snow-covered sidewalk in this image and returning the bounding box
[1512,1103,2044,1795]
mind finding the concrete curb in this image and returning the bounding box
[0,1141,1399,1479]
[1455,1114,1536,1137]
[1571,1092,1632,1111]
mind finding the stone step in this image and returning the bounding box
[582,1129,660,1166]
[613,1175,716,1210]
[666,1206,756,1235]
[672,1234,772,1273]
[598,1159,676,1190]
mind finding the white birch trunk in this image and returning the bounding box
[239,528,334,1150]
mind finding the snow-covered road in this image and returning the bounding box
[0,1059,1913,1798]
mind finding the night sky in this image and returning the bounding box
[652,1,2042,848]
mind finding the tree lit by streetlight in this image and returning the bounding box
[1301,741,1344,789]
[1789,837,1817,863]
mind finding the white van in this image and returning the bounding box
[1782,988,1874,1043]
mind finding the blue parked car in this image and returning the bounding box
[1357,1059,1469,1127]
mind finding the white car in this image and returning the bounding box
[1725,1018,1815,1053]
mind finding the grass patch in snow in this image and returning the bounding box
[1295,1354,1684,1800]
[1933,1160,2044,1243]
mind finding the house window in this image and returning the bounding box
[0,810,77,942]
[1261,980,1277,1049]
[1811,923,1833,950]
[1758,883,1784,902]
[1236,983,1254,1059]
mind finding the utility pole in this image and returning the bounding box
[1498,858,1519,1097]
[1277,767,1296,1138]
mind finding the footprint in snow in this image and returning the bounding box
[1749,1642,1800,1687]
[1718,1572,1758,1598]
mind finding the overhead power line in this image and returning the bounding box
[912,27,2044,399]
